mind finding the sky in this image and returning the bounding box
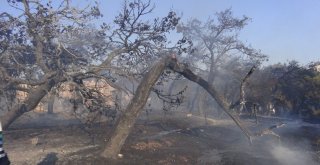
[1,0,320,65]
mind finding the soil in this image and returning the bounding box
[3,111,320,165]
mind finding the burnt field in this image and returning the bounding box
[1,0,320,164]
[4,111,320,165]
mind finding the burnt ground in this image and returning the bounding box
[3,111,320,165]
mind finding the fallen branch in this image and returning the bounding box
[252,122,286,141]
[167,59,253,142]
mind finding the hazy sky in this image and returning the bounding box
[1,0,320,65]
[99,0,320,65]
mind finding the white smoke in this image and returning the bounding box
[271,145,318,165]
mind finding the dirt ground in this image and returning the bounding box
[3,110,320,165]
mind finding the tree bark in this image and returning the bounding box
[0,76,59,129]
[102,56,252,159]
[101,57,170,159]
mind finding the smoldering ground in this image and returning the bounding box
[3,101,320,164]
[269,121,320,165]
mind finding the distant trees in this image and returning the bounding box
[274,62,320,119]
[177,9,267,115]
[246,61,320,119]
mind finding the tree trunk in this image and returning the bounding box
[197,92,205,116]
[187,85,200,112]
[0,76,59,129]
[47,93,55,114]
[101,57,169,159]
[198,59,216,117]
[228,66,256,114]
[197,91,208,124]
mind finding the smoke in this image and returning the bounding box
[268,122,320,165]
[271,145,317,165]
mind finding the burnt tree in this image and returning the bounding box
[101,55,252,159]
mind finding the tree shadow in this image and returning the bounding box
[37,152,58,165]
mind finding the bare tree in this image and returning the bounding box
[178,9,267,116]
[0,0,105,128]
